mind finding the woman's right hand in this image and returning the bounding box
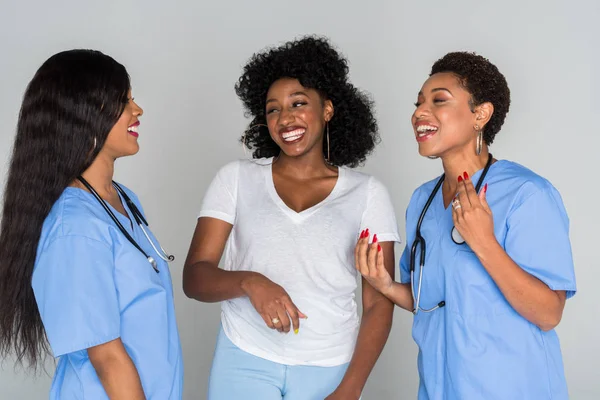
[241,273,307,334]
[355,229,393,295]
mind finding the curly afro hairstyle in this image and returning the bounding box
[430,52,511,145]
[234,35,379,168]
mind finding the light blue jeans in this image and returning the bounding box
[207,326,350,400]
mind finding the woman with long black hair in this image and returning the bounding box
[0,49,183,399]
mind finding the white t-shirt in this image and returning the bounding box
[199,157,401,367]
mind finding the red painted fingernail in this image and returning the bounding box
[373,234,378,243]
[365,228,369,236]
[484,183,488,193]
[360,230,365,238]
[458,175,463,182]
[378,244,382,252]
[463,171,469,180]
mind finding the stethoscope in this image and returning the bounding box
[77,176,175,273]
[410,153,493,315]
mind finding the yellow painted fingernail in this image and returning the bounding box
[294,329,299,334]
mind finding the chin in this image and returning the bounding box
[121,144,140,157]
[418,146,435,158]
[279,146,309,158]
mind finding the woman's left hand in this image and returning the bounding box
[451,172,496,253]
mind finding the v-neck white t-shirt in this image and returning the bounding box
[199,158,401,366]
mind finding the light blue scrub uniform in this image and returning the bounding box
[399,160,576,400]
[32,185,183,399]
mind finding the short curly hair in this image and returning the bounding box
[430,52,511,145]
[234,35,379,168]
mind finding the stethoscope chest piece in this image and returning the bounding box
[451,226,465,245]
[148,256,159,273]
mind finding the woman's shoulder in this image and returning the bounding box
[338,167,386,189]
[40,188,117,247]
[213,157,272,178]
[493,159,561,200]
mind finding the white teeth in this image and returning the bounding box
[127,125,138,133]
[283,134,303,142]
[282,128,305,141]
[416,125,438,133]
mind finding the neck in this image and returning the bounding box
[441,148,490,192]
[273,147,335,179]
[74,153,116,198]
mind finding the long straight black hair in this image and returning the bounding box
[0,49,130,370]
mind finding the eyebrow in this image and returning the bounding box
[266,91,309,105]
[417,88,453,96]
[431,88,453,95]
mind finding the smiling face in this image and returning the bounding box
[265,78,333,159]
[100,89,144,159]
[411,72,491,158]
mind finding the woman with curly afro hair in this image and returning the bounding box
[183,36,400,399]
[356,52,576,399]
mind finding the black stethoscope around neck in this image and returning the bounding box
[77,176,175,273]
[409,153,493,315]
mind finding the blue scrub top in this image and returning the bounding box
[399,160,576,400]
[32,185,183,399]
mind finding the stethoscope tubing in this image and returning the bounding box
[76,176,174,273]
[410,154,492,314]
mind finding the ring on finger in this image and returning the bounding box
[453,198,462,210]
[271,317,280,324]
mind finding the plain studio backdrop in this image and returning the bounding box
[1,0,598,398]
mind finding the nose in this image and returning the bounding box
[278,107,295,126]
[133,100,143,117]
[413,102,430,120]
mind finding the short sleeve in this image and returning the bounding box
[360,177,401,244]
[32,235,120,357]
[505,186,577,299]
[198,161,239,225]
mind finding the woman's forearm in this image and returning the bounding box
[88,339,145,400]
[381,282,414,312]
[474,240,566,331]
[336,298,394,398]
[182,261,260,303]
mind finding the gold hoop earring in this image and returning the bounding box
[326,122,330,163]
[476,129,483,156]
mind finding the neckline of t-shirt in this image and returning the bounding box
[263,158,345,221]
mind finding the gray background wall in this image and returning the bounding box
[1,0,598,398]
